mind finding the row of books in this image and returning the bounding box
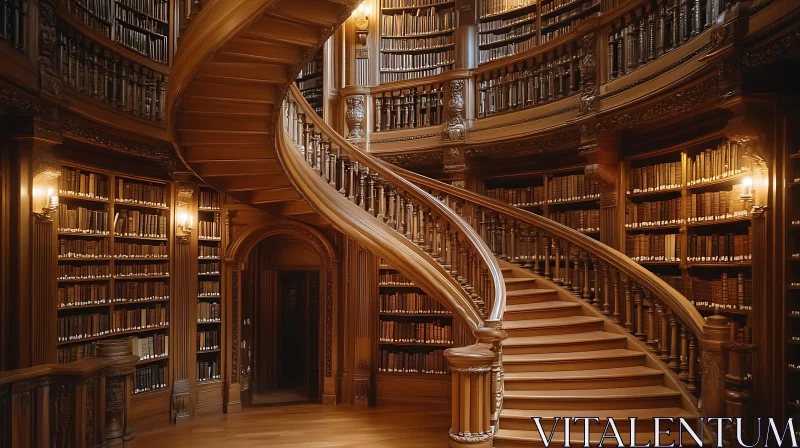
[199,262,221,274]
[379,320,452,344]
[199,190,221,210]
[114,210,168,238]
[58,313,110,342]
[541,0,598,28]
[478,0,536,18]
[114,281,169,302]
[478,11,536,33]
[197,359,221,382]
[658,275,685,295]
[549,210,600,233]
[116,179,168,207]
[58,342,97,364]
[380,8,456,37]
[135,364,167,393]
[58,205,110,234]
[688,185,749,222]
[541,0,590,15]
[625,233,682,262]
[548,174,600,202]
[381,65,451,83]
[480,34,537,63]
[115,23,169,64]
[380,35,453,51]
[733,324,752,344]
[59,284,108,308]
[199,246,221,258]
[379,272,415,286]
[114,242,168,258]
[117,0,169,22]
[198,302,221,322]
[111,305,169,331]
[297,76,322,93]
[58,264,110,280]
[690,273,753,310]
[198,219,221,239]
[478,22,536,46]
[628,161,682,193]
[486,186,546,207]
[115,7,167,36]
[380,292,450,314]
[131,334,169,361]
[625,198,684,228]
[299,57,322,79]
[539,8,599,44]
[687,232,751,262]
[379,50,455,72]
[59,238,110,258]
[198,330,220,351]
[199,281,220,296]
[114,263,169,277]
[379,348,448,374]
[67,0,112,36]
[60,167,109,199]
[686,142,751,185]
[382,0,452,8]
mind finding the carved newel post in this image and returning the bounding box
[342,86,370,151]
[723,343,757,445]
[443,77,468,142]
[444,328,503,448]
[474,325,507,429]
[699,314,731,418]
[581,135,620,250]
[98,340,137,446]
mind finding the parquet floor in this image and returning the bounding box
[129,403,451,447]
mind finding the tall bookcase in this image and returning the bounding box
[624,136,754,343]
[485,166,601,238]
[785,134,800,421]
[197,186,223,384]
[379,0,457,83]
[478,0,538,64]
[57,164,172,395]
[62,0,172,64]
[296,50,324,118]
[375,258,454,403]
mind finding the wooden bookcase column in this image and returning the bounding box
[582,132,621,250]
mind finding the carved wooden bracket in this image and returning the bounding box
[443,79,467,142]
[577,33,598,116]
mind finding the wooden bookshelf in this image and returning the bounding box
[478,0,538,64]
[197,186,223,384]
[376,261,453,377]
[296,49,324,118]
[786,125,800,420]
[63,0,171,64]
[379,0,456,83]
[623,138,755,344]
[56,164,173,395]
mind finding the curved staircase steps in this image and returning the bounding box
[497,263,702,447]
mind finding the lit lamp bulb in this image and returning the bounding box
[740,177,753,200]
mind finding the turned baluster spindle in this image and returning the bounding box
[431,218,441,259]
[338,156,348,195]
[533,231,542,275]
[542,234,551,280]
[368,175,377,215]
[679,325,689,381]
[395,196,404,232]
[522,228,533,268]
[358,169,368,209]
[658,302,670,362]
[602,263,611,315]
[561,244,571,290]
[328,152,337,188]
[623,276,634,332]
[582,253,591,302]
[571,249,581,296]
[385,188,396,225]
[509,223,518,264]
[591,257,601,308]
[668,309,679,370]
[687,335,698,393]
[443,226,453,270]
[405,200,414,239]
[552,239,561,284]
[415,206,426,247]
[634,287,645,340]
[499,219,508,260]
[646,292,657,351]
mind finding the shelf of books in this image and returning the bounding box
[63,0,171,64]
[485,168,601,239]
[197,186,223,384]
[624,137,755,344]
[478,0,538,64]
[377,260,453,379]
[296,49,324,118]
[785,132,800,421]
[57,164,172,395]
[379,0,456,82]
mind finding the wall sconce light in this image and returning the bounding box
[33,186,59,219]
[353,1,370,46]
[177,210,194,242]
[740,176,754,200]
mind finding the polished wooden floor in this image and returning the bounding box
[130,403,451,447]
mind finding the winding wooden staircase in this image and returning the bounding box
[168,3,720,447]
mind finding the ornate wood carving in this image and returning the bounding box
[85,377,96,447]
[38,1,58,77]
[345,95,365,140]
[353,358,370,407]
[578,33,598,116]
[443,79,466,142]
[375,150,443,167]
[52,383,74,448]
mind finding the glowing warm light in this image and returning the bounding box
[740,177,753,199]
[178,211,188,228]
[353,1,370,17]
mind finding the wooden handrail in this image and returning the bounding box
[394,165,706,336]
[0,354,138,387]
[285,84,506,325]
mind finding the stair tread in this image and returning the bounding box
[504,331,627,347]
[504,385,681,400]
[505,278,538,284]
[505,301,582,313]
[500,407,696,420]
[504,365,662,381]
[504,348,644,363]
[507,288,556,297]
[503,315,603,330]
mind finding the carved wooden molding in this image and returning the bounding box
[443,79,467,142]
[577,33,598,116]
[345,95,365,140]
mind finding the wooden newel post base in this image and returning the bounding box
[699,314,731,418]
[97,340,138,447]
[474,325,507,429]
[445,343,496,448]
[723,343,757,445]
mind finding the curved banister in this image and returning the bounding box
[280,84,506,326]
[394,166,706,337]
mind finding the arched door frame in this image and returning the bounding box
[222,219,339,412]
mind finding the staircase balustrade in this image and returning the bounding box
[281,84,507,446]
[0,339,137,448]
